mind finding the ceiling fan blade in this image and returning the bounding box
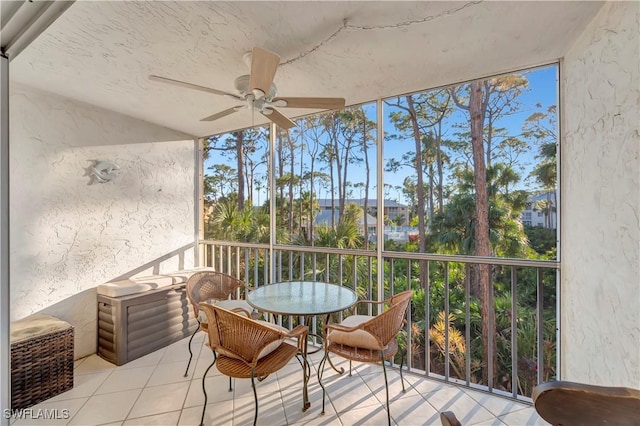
[249,47,280,97]
[261,108,296,129]
[272,97,346,110]
[200,107,241,122]
[149,75,243,100]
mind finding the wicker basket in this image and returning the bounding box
[11,325,74,409]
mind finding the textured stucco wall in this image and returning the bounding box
[10,84,197,358]
[562,1,639,387]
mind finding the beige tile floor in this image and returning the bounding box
[10,333,549,425]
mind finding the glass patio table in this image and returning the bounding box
[246,280,358,317]
[246,280,358,411]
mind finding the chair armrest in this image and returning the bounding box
[285,324,308,352]
[286,324,308,338]
[324,323,359,333]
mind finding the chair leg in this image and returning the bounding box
[316,351,330,415]
[381,351,391,426]
[251,369,258,426]
[199,357,216,426]
[184,321,201,377]
[400,347,407,393]
[228,376,233,392]
[326,353,345,375]
[348,360,353,376]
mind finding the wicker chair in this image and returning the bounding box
[533,380,640,425]
[440,411,462,426]
[317,290,413,426]
[199,303,308,426]
[183,271,258,378]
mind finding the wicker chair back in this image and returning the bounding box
[184,271,248,320]
[362,290,413,348]
[201,303,285,365]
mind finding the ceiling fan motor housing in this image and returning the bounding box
[234,75,277,99]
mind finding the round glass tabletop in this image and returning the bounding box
[247,281,358,316]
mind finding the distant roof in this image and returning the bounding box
[316,198,407,208]
[315,210,377,226]
[528,192,557,203]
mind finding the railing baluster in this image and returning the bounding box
[244,248,249,284]
[235,246,240,279]
[352,255,357,293]
[424,259,430,375]
[264,249,269,285]
[488,267,494,391]
[405,259,416,369]
[277,249,282,282]
[368,257,373,315]
[254,248,259,287]
[405,269,412,372]
[537,268,544,385]
[465,263,471,386]
[390,258,395,295]
[288,251,293,281]
[444,261,450,381]
[312,252,317,281]
[511,265,518,398]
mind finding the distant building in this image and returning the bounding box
[522,192,557,229]
[314,210,377,236]
[316,199,410,226]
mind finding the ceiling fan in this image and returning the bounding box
[149,47,346,129]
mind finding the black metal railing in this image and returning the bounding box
[199,239,559,400]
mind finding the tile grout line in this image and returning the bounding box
[125,340,204,424]
[180,337,212,424]
[120,350,169,424]
[64,359,118,426]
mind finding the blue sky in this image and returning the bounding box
[206,63,559,205]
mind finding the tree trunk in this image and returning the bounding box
[362,109,370,249]
[236,131,245,210]
[299,145,305,241]
[288,133,295,238]
[277,131,284,220]
[428,161,434,231]
[331,117,344,217]
[309,164,315,242]
[329,149,336,228]
[469,80,496,387]
[436,122,444,214]
[486,110,493,168]
[406,95,428,288]
[340,135,353,218]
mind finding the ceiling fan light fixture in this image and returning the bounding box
[252,88,266,99]
[242,51,253,68]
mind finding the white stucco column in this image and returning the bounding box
[561,0,639,387]
[1,51,10,426]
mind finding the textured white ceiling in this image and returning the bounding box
[11,1,603,138]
